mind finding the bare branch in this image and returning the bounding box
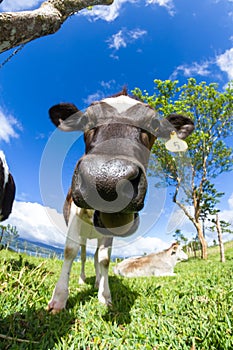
[0,0,113,53]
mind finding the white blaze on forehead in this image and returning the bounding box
[102,95,140,113]
[0,150,9,187]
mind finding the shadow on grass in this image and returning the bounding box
[0,307,77,350]
[74,275,138,325]
[0,255,75,349]
[103,276,139,325]
[4,255,39,272]
[1,261,138,349]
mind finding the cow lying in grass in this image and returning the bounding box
[0,151,15,222]
[114,242,188,277]
[47,90,194,313]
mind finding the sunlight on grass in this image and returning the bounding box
[1,245,233,349]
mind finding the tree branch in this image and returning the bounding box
[0,0,113,53]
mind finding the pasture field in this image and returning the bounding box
[1,243,233,350]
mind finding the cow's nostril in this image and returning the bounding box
[116,168,142,199]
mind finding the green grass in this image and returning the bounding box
[1,244,233,349]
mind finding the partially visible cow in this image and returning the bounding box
[47,90,194,313]
[0,151,15,221]
[114,242,188,277]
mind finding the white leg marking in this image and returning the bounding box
[48,214,81,313]
[97,237,113,306]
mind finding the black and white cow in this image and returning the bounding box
[0,151,15,221]
[47,90,194,313]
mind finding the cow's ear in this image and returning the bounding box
[166,114,194,139]
[171,243,179,255]
[49,103,85,131]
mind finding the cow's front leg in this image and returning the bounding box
[94,246,100,288]
[48,216,80,313]
[97,237,113,306]
[79,244,87,284]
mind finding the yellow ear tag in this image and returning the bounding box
[165,131,188,152]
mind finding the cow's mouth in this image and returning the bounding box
[93,211,140,237]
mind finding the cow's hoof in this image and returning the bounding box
[47,300,66,314]
[78,276,86,285]
[98,295,112,306]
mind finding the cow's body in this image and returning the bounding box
[47,92,194,313]
[0,151,15,221]
[114,243,188,277]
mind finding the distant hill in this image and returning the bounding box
[7,237,94,260]
[5,236,120,260]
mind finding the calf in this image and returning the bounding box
[114,242,188,277]
[0,151,15,221]
[47,90,194,313]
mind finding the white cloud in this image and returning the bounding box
[170,60,212,80]
[218,193,233,229]
[145,0,175,15]
[107,27,147,51]
[100,79,117,89]
[228,193,233,209]
[216,47,233,80]
[80,0,174,22]
[205,200,233,244]
[0,0,42,11]
[112,235,171,257]
[130,28,148,40]
[171,48,233,82]
[4,200,173,257]
[5,201,66,248]
[0,109,21,143]
[80,0,137,22]
[107,30,127,50]
[83,91,106,105]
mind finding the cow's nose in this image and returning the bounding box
[72,156,146,212]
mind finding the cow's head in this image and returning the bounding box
[49,91,194,236]
[169,243,188,262]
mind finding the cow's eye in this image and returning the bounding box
[140,132,150,148]
[141,131,156,149]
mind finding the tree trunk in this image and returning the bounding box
[215,213,225,263]
[0,226,5,244]
[0,0,113,53]
[196,222,208,259]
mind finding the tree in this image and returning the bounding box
[208,214,233,263]
[0,224,19,249]
[184,235,201,258]
[133,78,233,259]
[173,229,188,246]
[0,0,113,53]
[200,181,232,262]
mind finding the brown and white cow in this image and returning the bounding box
[47,90,194,313]
[114,242,188,277]
[0,151,15,222]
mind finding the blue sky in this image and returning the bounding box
[0,0,233,256]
